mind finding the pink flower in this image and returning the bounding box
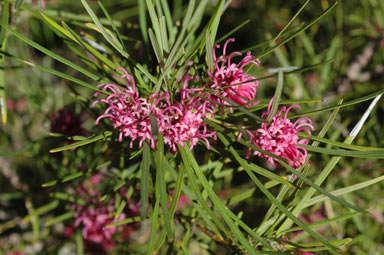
[41,0,48,9]
[242,99,314,168]
[92,68,165,149]
[161,78,216,151]
[93,68,216,152]
[67,175,140,253]
[206,38,261,114]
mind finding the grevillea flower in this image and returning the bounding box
[161,78,216,151]
[241,99,314,168]
[93,68,216,152]
[92,68,166,149]
[206,38,261,114]
[66,174,139,254]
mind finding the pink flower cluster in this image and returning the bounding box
[241,99,314,168]
[66,174,139,253]
[93,69,216,151]
[93,68,165,148]
[205,38,260,113]
[93,38,313,168]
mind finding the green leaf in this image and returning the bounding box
[138,0,148,43]
[0,0,9,124]
[175,162,227,240]
[268,0,310,47]
[257,59,334,81]
[179,144,268,254]
[22,200,59,223]
[258,2,338,59]
[75,230,85,255]
[290,238,352,250]
[215,94,265,122]
[50,192,85,205]
[105,216,141,228]
[153,0,195,92]
[304,135,384,151]
[206,30,214,73]
[115,200,127,220]
[41,13,77,42]
[153,135,173,240]
[45,211,75,227]
[305,175,384,208]
[154,158,186,251]
[228,188,256,205]
[278,160,365,213]
[207,0,224,45]
[80,0,129,58]
[15,0,24,8]
[147,198,160,255]
[169,163,185,218]
[2,25,101,82]
[25,199,39,241]
[148,28,163,63]
[140,142,151,219]
[98,1,127,52]
[217,134,337,250]
[42,171,86,187]
[266,69,284,122]
[146,0,163,52]
[188,0,208,31]
[281,211,362,234]
[50,131,112,153]
[160,16,169,53]
[294,89,384,119]
[62,172,84,183]
[61,21,117,70]
[300,144,384,158]
[159,0,175,44]
[216,19,250,44]
[1,52,101,92]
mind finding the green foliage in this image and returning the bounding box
[0,0,383,254]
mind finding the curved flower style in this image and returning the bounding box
[242,99,314,168]
[161,78,216,151]
[92,68,165,149]
[206,38,261,114]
